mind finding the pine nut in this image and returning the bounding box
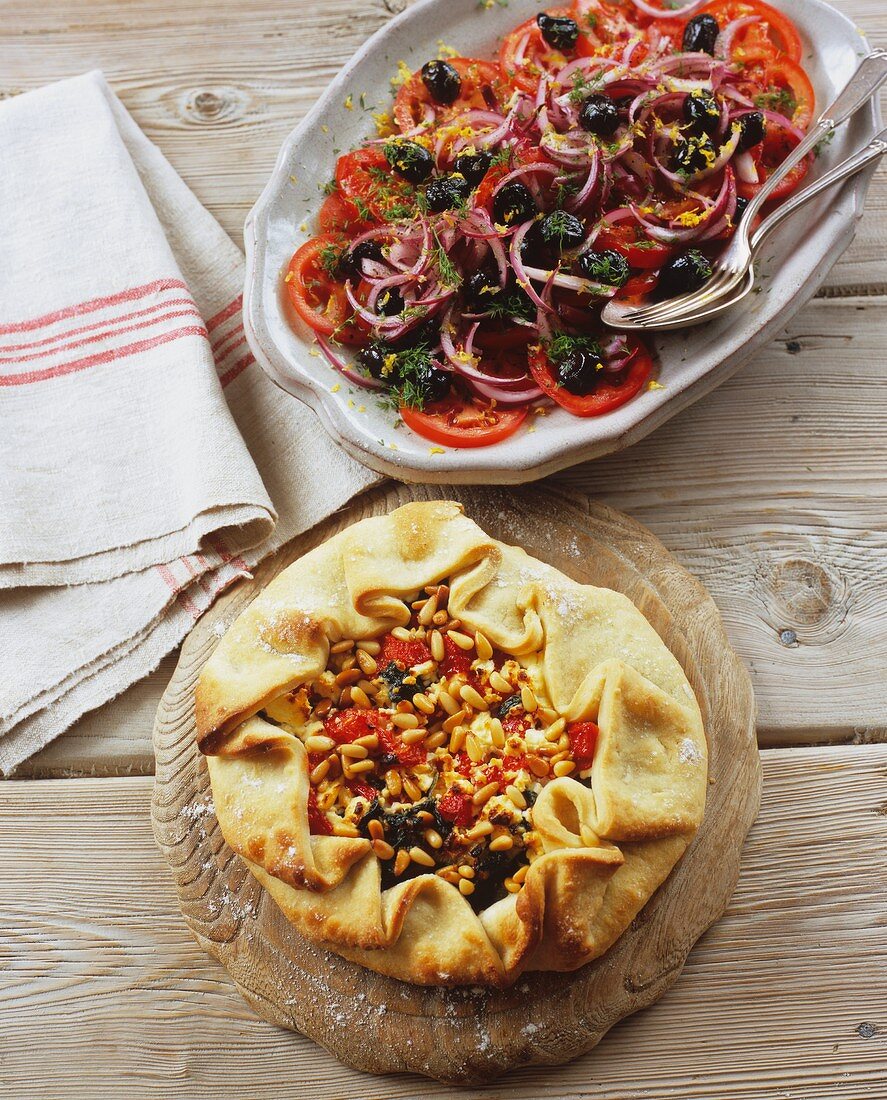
[520,686,538,712]
[392,712,419,729]
[417,593,438,625]
[395,700,415,713]
[409,846,436,868]
[347,759,376,774]
[305,735,335,753]
[466,734,484,763]
[424,829,443,850]
[545,717,567,741]
[401,727,428,745]
[354,733,379,750]
[368,819,384,841]
[330,639,354,654]
[318,787,339,811]
[472,781,499,807]
[432,610,448,626]
[460,684,488,711]
[449,726,468,754]
[442,709,467,733]
[394,850,410,876]
[437,690,460,715]
[391,626,412,641]
[424,731,447,750]
[489,834,513,851]
[403,776,422,801]
[489,671,512,694]
[447,630,474,651]
[550,749,571,765]
[340,743,368,760]
[350,686,371,709]
[313,698,332,717]
[538,706,559,725]
[475,631,493,661]
[447,618,462,630]
[490,718,505,748]
[331,819,360,838]
[512,864,529,884]
[437,867,460,884]
[413,693,435,714]
[506,784,526,809]
[385,770,402,797]
[356,650,378,676]
[458,865,475,878]
[357,639,381,656]
[412,660,436,676]
[504,878,521,893]
[429,629,445,662]
[310,759,330,784]
[458,878,475,896]
[335,668,361,686]
[528,756,550,777]
[372,839,395,860]
[553,760,576,778]
[464,820,494,842]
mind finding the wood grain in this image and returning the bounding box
[17,294,886,779]
[151,482,759,1082]
[0,0,883,291]
[2,744,884,1098]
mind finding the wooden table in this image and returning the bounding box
[1,2,885,1097]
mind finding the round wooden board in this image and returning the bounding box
[152,484,760,1085]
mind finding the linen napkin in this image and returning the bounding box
[0,72,379,774]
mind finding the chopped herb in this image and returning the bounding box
[545,331,603,364]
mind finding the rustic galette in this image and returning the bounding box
[195,500,707,986]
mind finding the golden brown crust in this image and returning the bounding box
[197,501,708,986]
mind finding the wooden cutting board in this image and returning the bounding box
[151,483,760,1085]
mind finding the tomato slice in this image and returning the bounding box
[615,271,659,300]
[745,55,815,129]
[335,146,419,224]
[318,190,372,236]
[400,396,528,448]
[700,0,803,62]
[572,0,638,49]
[594,221,673,270]
[528,340,653,416]
[499,9,596,94]
[394,58,507,134]
[474,142,556,214]
[738,122,809,201]
[285,235,361,343]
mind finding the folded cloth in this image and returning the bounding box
[0,72,379,774]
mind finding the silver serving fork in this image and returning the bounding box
[601,49,887,331]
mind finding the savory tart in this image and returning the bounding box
[196,500,707,986]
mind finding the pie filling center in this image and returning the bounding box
[262,581,599,912]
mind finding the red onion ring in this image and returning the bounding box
[315,335,384,390]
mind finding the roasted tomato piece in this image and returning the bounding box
[306,788,333,835]
[437,789,475,827]
[377,724,427,767]
[324,707,390,745]
[568,720,599,770]
[379,633,433,668]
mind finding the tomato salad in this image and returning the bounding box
[285,0,813,448]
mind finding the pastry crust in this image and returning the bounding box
[196,501,707,986]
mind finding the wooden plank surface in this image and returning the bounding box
[0,0,884,292]
[1,744,885,1098]
[16,294,886,778]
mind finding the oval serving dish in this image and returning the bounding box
[243,0,880,485]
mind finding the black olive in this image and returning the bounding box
[557,349,604,395]
[497,694,523,718]
[539,211,585,251]
[394,316,441,349]
[614,95,634,112]
[672,132,716,175]
[377,287,405,316]
[425,173,472,212]
[576,248,630,287]
[466,270,503,309]
[736,110,766,153]
[421,59,462,106]
[682,13,720,55]
[453,149,494,188]
[492,180,537,226]
[733,195,749,222]
[536,12,580,51]
[415,360,452,404]
[519,221,549,266]
[654,249,712,300]
[579,93,620,137]
[684,90,721,137]
[356,341,395,379]
[384,139,434,184]
[339,239,384,280]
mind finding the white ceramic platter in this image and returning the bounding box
[243,0,880,485]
